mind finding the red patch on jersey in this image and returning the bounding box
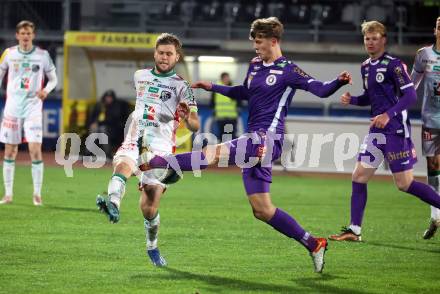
[147,106,155,120]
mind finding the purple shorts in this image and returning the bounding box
[357,133,417,173]
[225,131,283,195]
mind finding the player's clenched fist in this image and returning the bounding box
[177,102,190,120]
[36,90,48,100]
[340,92,351,105]
[338,71,352,84]
[191,81,212,91]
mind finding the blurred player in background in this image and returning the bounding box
[96,33,200,266]
[210,72,240,140]
[410,16,440,239]
[329,21,440,242]
[139,17,351,273]
[0,20,57,206]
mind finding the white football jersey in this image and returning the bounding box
[411,45,440,128]
[0,46,55,118]
[132,68,196,154]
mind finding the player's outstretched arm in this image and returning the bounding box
[193,80,248,101]
[192,81,213,91]
[306,71,351,98]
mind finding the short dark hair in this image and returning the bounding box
[220,72,229,79]
[16,20,35,33]
[155,33,182,54]
[249,17,284,41]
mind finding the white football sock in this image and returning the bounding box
[349,224,361,235]
[107,174,126,208]
[428,175,440,220]
[3,159,15,197]
[144,213,160,250]
[31,161,44,196]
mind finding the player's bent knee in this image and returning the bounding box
[252,208,272,222]
[352,173,368,183]
[395,180,411,192]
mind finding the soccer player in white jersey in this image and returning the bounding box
[0,20,57,206]
[411,16,440,239]
[96,33,200,266]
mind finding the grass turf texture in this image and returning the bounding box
[0,166,439,294]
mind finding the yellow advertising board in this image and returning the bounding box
[64,31,158,48]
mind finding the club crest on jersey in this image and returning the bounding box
[266,74,277,86]
[160,90,172,102]
[375,72,384,83]
[32,64,40,72]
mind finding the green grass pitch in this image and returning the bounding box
[1,165,439,293]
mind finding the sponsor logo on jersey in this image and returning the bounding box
[32,64,40,72]
[149,93,160,98]
[386,150,410,161]
[22,62,30,68]
[423,59,437,64]
[293,66,309,78]
[143,105,156,121]
[434,82,440,96]
[13,63,19,72]
[380,59,389,65]
[269,69,283,75]
[433,65,440,72]
[157,83,176,92]
[148,86,159,93]
[20,77,30,89]
[139,120,159,127]
[266,74,277,86]
[138,80,154,85]
[394,66,406,85]
[375,72,385,83]
[247,74,254,88]
[276,61,288,68]
[160,90,172,102]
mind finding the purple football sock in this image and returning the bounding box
[350,182,368,227]
[406,181,440,209]
[149,151,208,171]
[267,208,318,252]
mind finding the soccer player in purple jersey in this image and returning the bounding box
[329,21,440,242]
[140,17,351,273]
